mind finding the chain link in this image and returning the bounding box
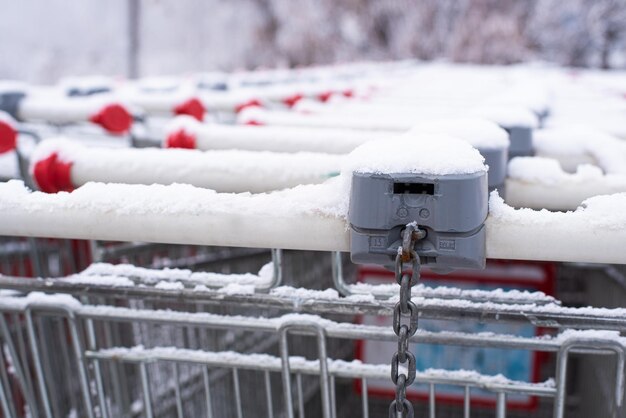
[389,223,423,418]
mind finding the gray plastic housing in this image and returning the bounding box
[349,171,488,271]
[477,146,507,191]
[0,92,26,120]
[505,126,534,159]
[67,87,111,97]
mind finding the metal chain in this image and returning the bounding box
[389,223,425,418]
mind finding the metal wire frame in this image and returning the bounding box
[0,291,623,418]
[1,242,625,417]
[89,240,273,272]
[0,237,92,278]
[331,252,560,305]
[0,271,624,332]
[0,247,345,417]
[0,235,273,279]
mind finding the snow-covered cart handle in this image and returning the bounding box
[0,88,133,134]
[2,131,626,268]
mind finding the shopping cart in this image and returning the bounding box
[0,257,624,418]
[1,63,626,418]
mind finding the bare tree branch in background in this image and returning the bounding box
[2,0,626,83]
[587,0,626,69]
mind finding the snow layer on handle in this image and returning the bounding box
[29,138,76,166]
[506,157,626,210]
[79,261,274,287]
[166,115,382,154]
[533,127,626,174]
[0,179,351,252]
[239,108,508,151]
[415,118,509,150]
[30,138,344,193]
[470,105,539,129]
[507,157,612,185]
[341,129,487,179]
[0,178,347,218]
[0,152,18,178]
[166,114,202,135]
[489,190,626,231]
[0,131,489,251]
[486,190,626,263]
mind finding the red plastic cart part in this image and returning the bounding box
[234,99,263,114]
[164,128,196,149]
[317,91,334,102]
[283,93,304,108]
[32,152,74,193]
[0,120,17,154]
[173,97,206,121]
[89,103,133,134]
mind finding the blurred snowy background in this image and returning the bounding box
[1,0,625,83]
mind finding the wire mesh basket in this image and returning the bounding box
[0,240,624,418]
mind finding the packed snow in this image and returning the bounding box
[30,137,345,193]
[489,190,626,231]
[508,157,626,186]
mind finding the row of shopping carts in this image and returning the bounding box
[1,61,626,418]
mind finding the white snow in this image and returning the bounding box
[348,281,556,304]
[30,137,344,193]
[270,286,340,300]
[413,118,509,150]
[489,189,626,231]
[533,127,626,174]
[216,283,256,295]
[0,178,347,219]
[507,157,625,185]
[341,129,486,178]
[0,151,19,179]
[154,281,185,290]
[165,114,203,135]
[0,292,81,310]
[239,107,512,151]
[62,274,135,288]
[3,129,486,228]
[80,262,275,288]
[92,344,555,388]
[470,105,539,128]
[0,111,17,128]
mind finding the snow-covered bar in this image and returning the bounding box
[486,192,626,264]
[121,92,206,121]
[1,132,626,265]
[533,127,626,174]
[167,115,509,154]
[165,116,382,154]
[29,138,343,194]
[503,128,626,210]
[238,105,537,133]
[293,100,540,132]
[505,157,626,210]
[18,95,134,135]
[1,179,626,264]
[0,179,350,252]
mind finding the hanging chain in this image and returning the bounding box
[389,223,425,418]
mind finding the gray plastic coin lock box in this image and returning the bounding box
[476,145,507,192]
[0,91,26,120]
[505,126,534,159]
[348,171,488,271]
